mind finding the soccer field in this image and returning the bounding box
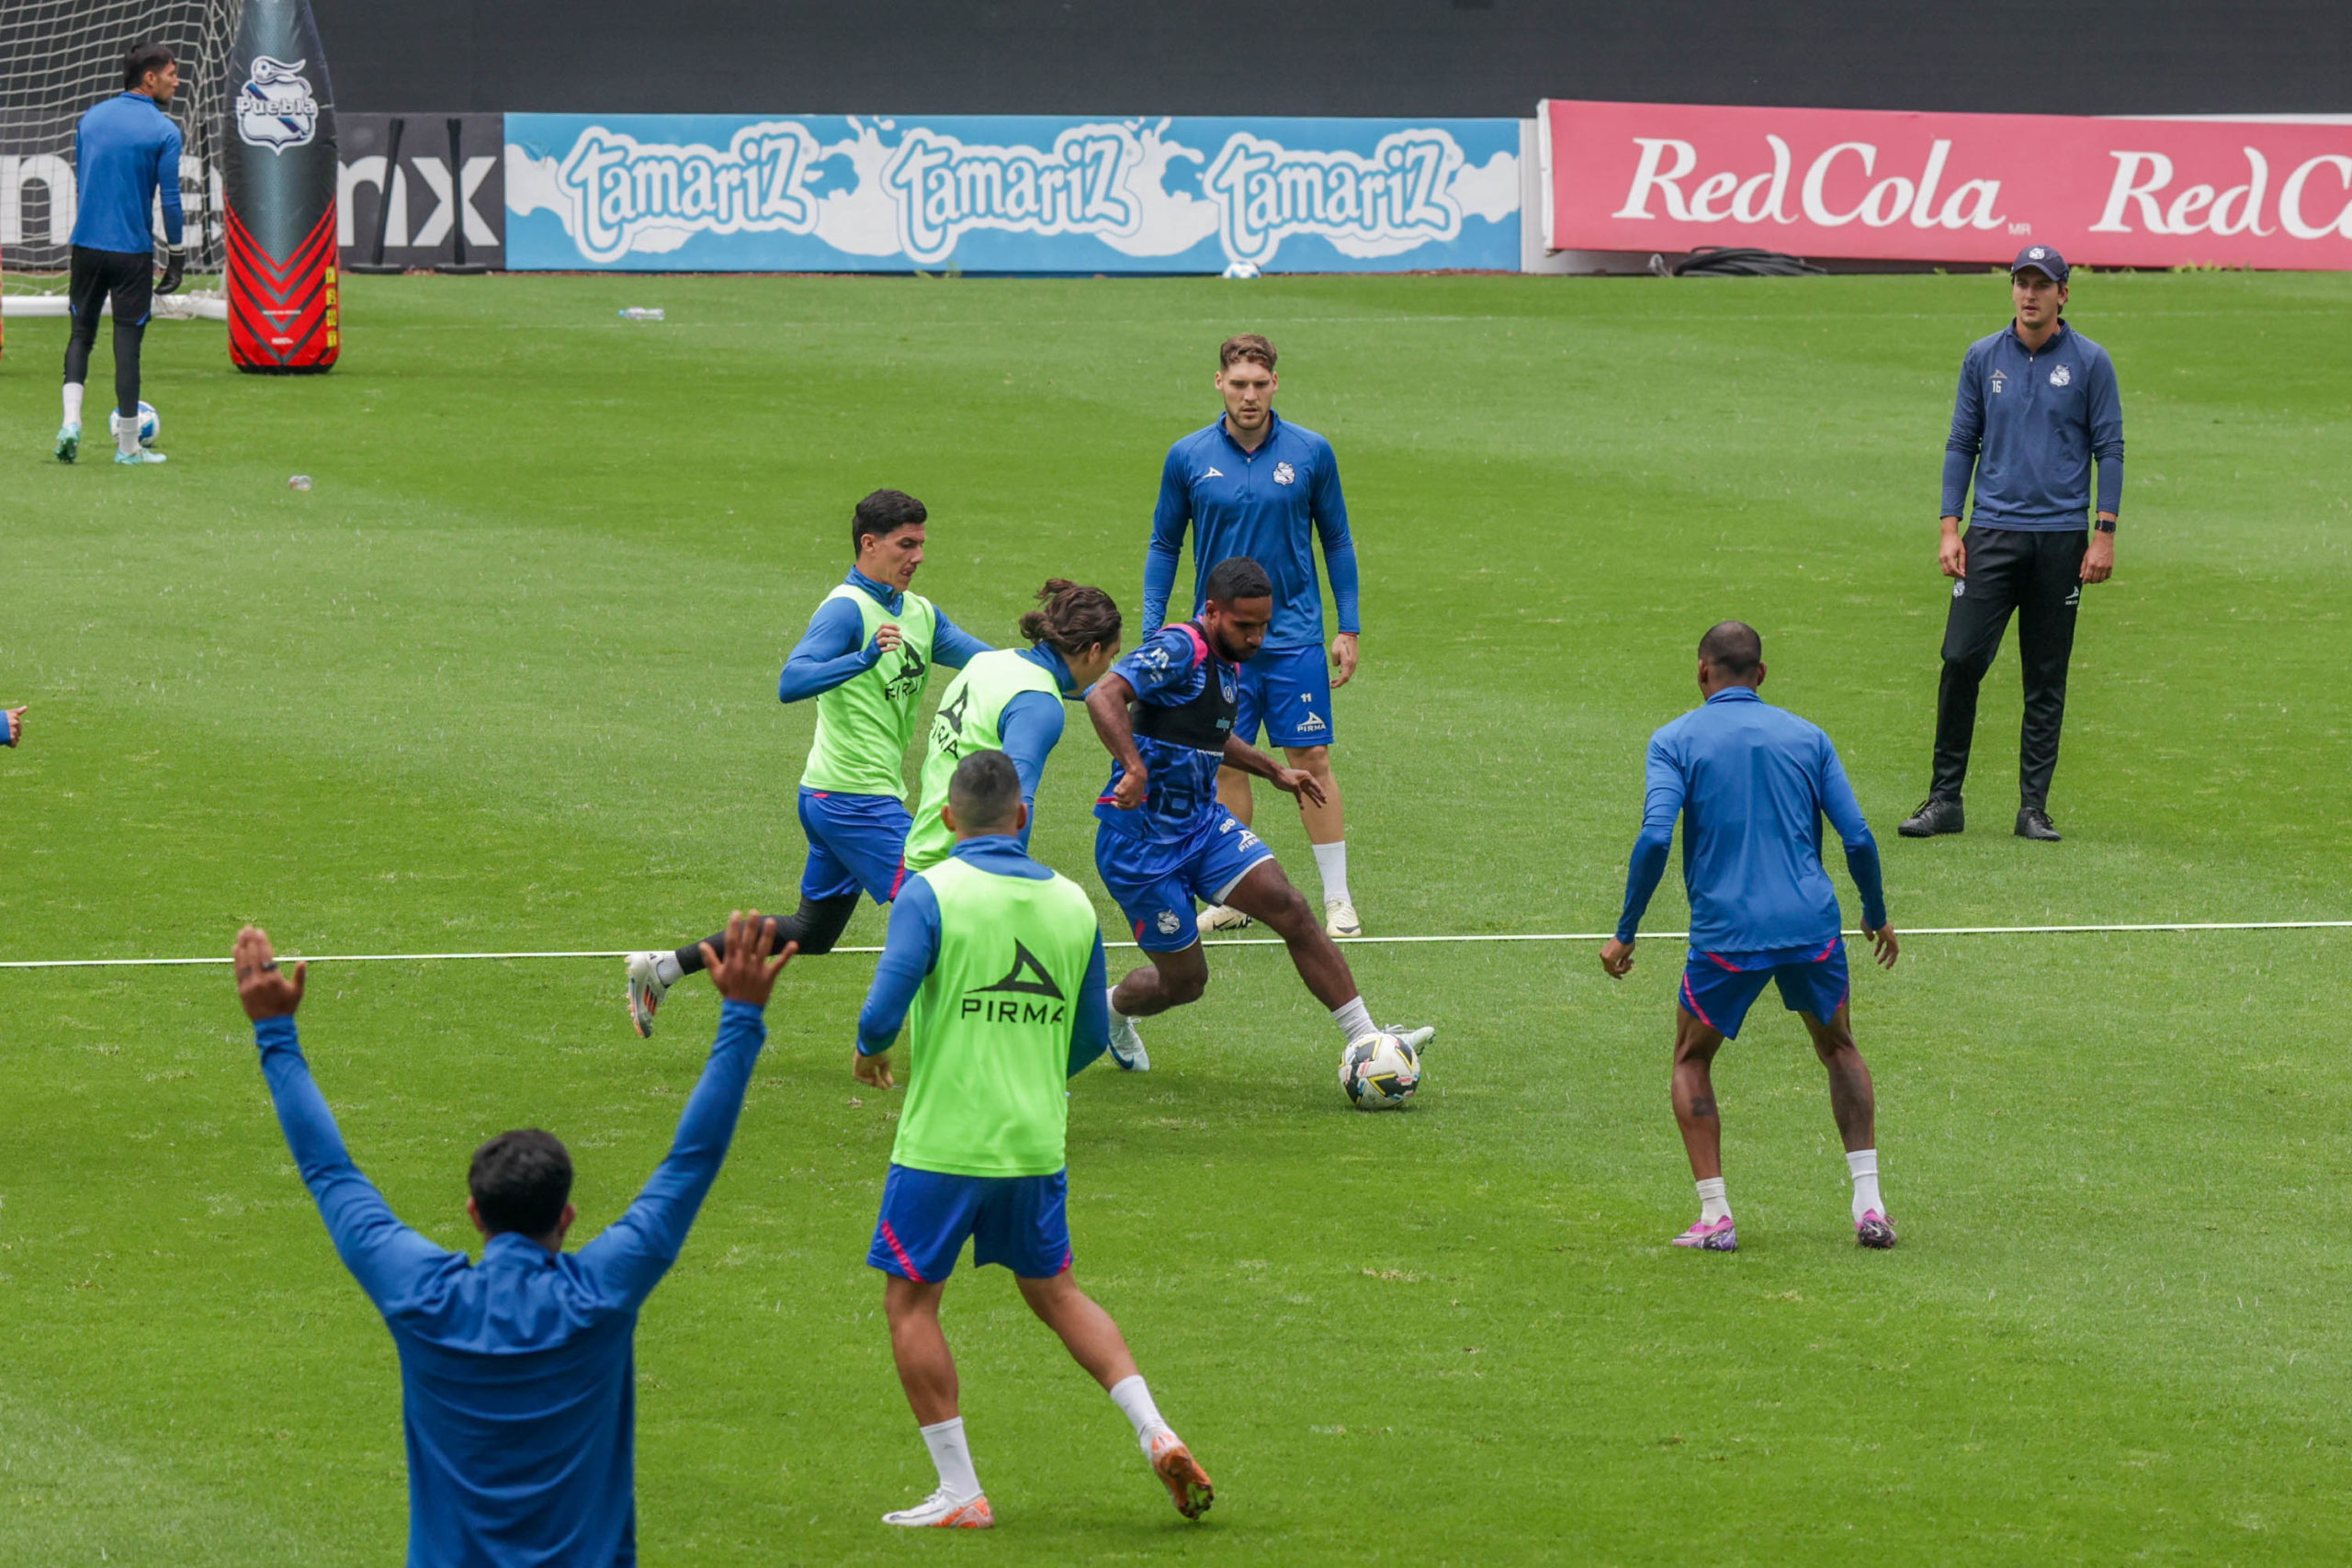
[4,269,2350,1564]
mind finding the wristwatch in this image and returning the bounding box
[2094,518,2117,534]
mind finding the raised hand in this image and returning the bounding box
[233,925,308,1020]
[869,622,905,658]
[699,911,797,1009]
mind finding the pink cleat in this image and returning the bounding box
[1671,1216,1738,1252]
[1855,1210,1898,1249]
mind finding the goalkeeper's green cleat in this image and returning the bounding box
[55,423,79,463]
[114,448,169,466]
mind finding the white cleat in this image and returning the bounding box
[882,1488,993,1529]
[1106,997,1150,1072]
[1324,898,1363,938]
[1387,1024,1435,1054]
[624,951,670,1038]
[1196,903,1254,935]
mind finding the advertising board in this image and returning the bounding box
[1542,100,2352,269]
[504,114,1521,272]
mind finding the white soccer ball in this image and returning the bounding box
[107,401,160,446]
[1340,1032,1420,1111]
[1221,261,1261,280]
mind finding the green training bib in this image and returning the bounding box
[889,856,1101,1179]
[903,649,1062,873]
[799,584,939,798]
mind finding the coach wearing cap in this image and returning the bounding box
[1900,245,2122,844]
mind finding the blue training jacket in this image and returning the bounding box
[1617,686,1887,953]
[254,1001,766,1567]
[72,92,183,254]
[1941,321,2123,530]
[1144,412,1361,652]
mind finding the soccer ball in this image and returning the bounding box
[1221,261,1261,279]
[107,401,160,446]
[1340,1032,1420,1111]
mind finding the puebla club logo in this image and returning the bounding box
[236,56,320,151]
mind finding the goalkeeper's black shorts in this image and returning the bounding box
[68,244,154,332]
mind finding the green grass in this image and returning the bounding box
[3,270,2349,1563]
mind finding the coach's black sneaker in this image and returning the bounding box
[2015,807,2062,841]
[1897,796,1964,838]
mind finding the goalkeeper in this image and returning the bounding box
[56,43,185,468]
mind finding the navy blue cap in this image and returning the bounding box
[2010,244,2068,280]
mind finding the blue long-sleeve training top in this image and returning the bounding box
[72,92,183,254]
[254,1000,767,1567]
[775,568,989,704]
[996,643,1077,852]
[1615,686,1887,953]
[1143,412,1361,652]
[857,834,1111,1073]
[1940,321,2123,529]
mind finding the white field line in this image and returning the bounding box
[4,919,2348,970]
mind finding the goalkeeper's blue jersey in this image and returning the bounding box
[72,92,183,253]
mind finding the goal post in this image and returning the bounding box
[0,0,243,348]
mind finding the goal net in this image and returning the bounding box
[0,0,242,277]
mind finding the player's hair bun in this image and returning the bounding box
[1020,580,1123,655]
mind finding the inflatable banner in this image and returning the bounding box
[222,0,340,370]
[504,114,1521,272]
[1541,100,2352,270]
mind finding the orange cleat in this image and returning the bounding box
[1148,1431,1214,1520]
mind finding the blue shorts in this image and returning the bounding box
[797,787,910,904]
[867,1164,1071,1282]
[1679,941,1850,1040]
[1095,811,1276,952]
[1235,642,1334,750]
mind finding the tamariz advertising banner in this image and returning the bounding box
[503,114,1521,272]
[1542,99,2352,270]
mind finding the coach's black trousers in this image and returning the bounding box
[1931,525,2087,811]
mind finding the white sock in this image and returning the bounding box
[1107,1373,1173,1456]
[1847,1148,1883,1222]
[919,1416,981,1501]
[117,414,142,457]
[1331,995,1374,1043]
[1107,984,1127,1020]
[1696,1177,1730,1225]
[62,383,85,428]
[1311,840,1351,906]
[653,951,684,987]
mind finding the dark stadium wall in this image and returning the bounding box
[310,0,2348,118]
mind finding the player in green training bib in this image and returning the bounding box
[624,491,991,1034]
[853,751,1215,1530]
[902,579,1125,874]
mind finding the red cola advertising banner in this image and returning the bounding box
[1540,100,2352,269]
